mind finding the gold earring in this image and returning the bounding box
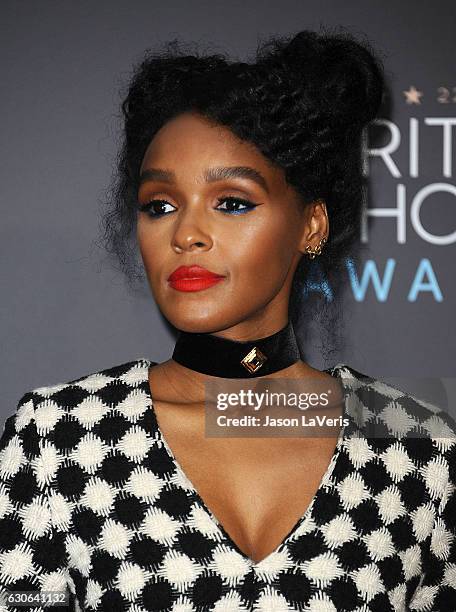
[305,236,327,259]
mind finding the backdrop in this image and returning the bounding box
[1,0,455,420]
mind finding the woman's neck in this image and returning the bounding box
[149,357,325,406]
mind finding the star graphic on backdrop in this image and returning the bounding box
[403,86,423,104]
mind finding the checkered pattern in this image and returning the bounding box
[1,358,456,611]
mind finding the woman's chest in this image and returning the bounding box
[62,410,438,610]
[150,398,342,563]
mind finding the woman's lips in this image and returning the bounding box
[169,277,225,292]
[167,265,226,292]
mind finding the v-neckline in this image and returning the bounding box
[138,357,355,571]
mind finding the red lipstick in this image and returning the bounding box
[167,265,226,292]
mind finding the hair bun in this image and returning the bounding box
[264,29,385,131]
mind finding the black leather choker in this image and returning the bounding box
[171,320,301,378]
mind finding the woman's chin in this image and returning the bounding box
[164,312,236,335]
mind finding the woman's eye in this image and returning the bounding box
[215,196,258,215]
[137,196,258,218]
[137,199,176,217]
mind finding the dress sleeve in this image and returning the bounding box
[0,391,76,611]
[432,482,456,608]
[410,445,456,611]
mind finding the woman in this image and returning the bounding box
[1,28,455,612]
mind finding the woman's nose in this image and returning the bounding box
[171,204,213,253]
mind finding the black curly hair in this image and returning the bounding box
[97,26,386,363]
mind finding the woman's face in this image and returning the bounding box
[137,111,326,338]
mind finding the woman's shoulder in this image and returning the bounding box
[28,356,151,399]
[336,362,456,443]
[1,356,161,485]
[6,357,155,432]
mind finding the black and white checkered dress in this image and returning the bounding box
[1,358,455,611]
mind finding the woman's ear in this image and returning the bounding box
[297,199,329,254]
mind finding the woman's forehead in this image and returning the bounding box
[140,114,286,186]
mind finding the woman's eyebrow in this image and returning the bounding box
[138,166,270,194]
